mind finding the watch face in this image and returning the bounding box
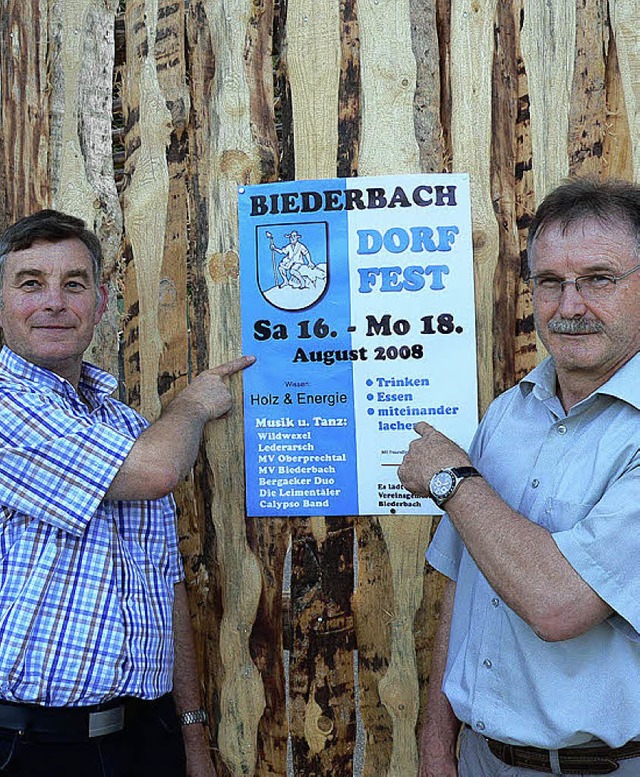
[430,470,454,499]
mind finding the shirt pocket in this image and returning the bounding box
[540,497,595,533]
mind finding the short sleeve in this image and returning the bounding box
[0,392,136,537]
[553,464,640,635]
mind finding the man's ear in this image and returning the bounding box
[95,284,108,324]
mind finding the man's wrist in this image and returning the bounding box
[179,707,208,726]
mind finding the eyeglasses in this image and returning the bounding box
[528,263,640,301]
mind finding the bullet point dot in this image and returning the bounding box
[367,394,374,401]
[366,379,373,386]
[367,408,374,416]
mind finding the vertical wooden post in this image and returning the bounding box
[49,0,122,374]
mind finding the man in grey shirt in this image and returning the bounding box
[399,178,640,776]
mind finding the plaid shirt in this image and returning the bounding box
[0,346,183,706]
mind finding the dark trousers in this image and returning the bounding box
[0,695,186,777]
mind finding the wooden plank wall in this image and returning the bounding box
[0,0,637,774]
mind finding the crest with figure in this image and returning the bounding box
[256,222,329,311]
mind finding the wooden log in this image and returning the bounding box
[450,0,499,415]
[48,0,122,376]
[410,0,446,173]
[353,519,393,777]
[609,0,640,179]
[289,517,356,776]
[520,0,575,202]
[0,0,49,225]
[337,0,361,177]
[490,0,533,396]
[568,0,607,177]
[286,0,342,178]
[602,28,634,181]
[197,0,267,773]
[510,0,537,382]
[358,0,419,174]
[121,0,173,420]
[246,519,290,777]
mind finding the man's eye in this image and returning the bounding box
[536,277,561,289]
[19,279,40,289]
[67,281,87,290]
[583,274,613,288]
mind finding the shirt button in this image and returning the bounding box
[491,598,500,607]
[483,659,492,668]
[557,424,567,435]
[476,721,486,731]
[531,479,539,488]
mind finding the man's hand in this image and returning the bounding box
[183,355,256,423]
[398,422,471,497]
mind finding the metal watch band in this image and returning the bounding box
[450,466,481,479]
[179,708,208,726]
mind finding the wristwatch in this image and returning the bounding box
[179,708,208,726]
[428,466,481,507]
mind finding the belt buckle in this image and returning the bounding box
[88,706,125,738]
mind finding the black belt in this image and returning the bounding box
[486,735,640,774]
[0,695,172,741]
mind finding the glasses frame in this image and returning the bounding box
[528,262,640,299]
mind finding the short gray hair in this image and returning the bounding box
[526,177,640,273]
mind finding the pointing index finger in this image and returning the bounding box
[211,355,256,378]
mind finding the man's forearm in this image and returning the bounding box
[398,422,612,641]
[105,356,254,502]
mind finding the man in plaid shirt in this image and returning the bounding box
[0,209,254,776]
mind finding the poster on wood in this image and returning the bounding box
[239,173,478,517]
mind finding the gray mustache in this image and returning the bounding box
[548,318,605,334]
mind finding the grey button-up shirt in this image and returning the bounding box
[428,352,640,748]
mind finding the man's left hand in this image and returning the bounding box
[398,422,471,497]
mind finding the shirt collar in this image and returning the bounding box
[0,345,119,405]
[519,352,640,411]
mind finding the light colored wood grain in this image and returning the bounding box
[520,0,575,201]
[521,0,575,361]
[609,0,640,179]
[50,0,122,375]
[287,0,341,179]
[202,0,265,772]
[450,0,499,414]
[122,3,172,421]
[377,516,431,777]
[358,0,420,174]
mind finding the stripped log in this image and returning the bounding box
[358,0,420,174]
[450,0,499,415]
[287,0,342,178]
[0,0,49,225]
[49,0,122,375]
[602,28,634,181]
[410,0,446,173]
[290,517,356,776]
[199,0,267,772]
[520,0,575,202]
[568,0,607,177]
[609,0,640,179]
[337,0,361,177]
[284,1,358,774]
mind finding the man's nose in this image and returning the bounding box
[43,286,66,310]
[556,281,587,316]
